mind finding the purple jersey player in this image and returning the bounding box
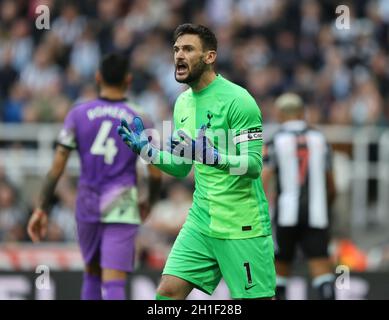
[27,53,162,300]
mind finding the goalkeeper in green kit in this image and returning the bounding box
[117,23,275,299]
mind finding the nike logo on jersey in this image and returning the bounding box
[181,116,188,123]
[245,284,256,290]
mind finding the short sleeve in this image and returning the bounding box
[57,108,77,149]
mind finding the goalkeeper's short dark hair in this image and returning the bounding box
[173,23,217,52]
[99,53,129,86]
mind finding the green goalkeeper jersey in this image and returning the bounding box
[156,74,271,239]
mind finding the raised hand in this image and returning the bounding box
[117,117,156,160]
[168,125,221,166]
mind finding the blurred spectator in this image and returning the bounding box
[20,44,61,94]
[274,30,300,78]
[320,46,352,101]
[300,0,322,38]
[0,181,27,242]
[22,80,70,123]
[377,0,389,23]
[69,24,101,80]
[0,47,18,101]
[370,50,389,100]
[63,66,83,101]
[51,2,86,47]
[240,0,284,26]
[110,20,137,55]
[96,0,125,54]
[292,63,316,97]
[137,181,193,269]
[2,83,28,123]
[0,0,19,30]
[350,77,383,126]
[124,0,168,34]
[97,0,123,23]
[10,19,34,73]
[205,0,234,28]
[0,19,34,74]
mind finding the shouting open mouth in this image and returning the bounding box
[176,61,189,77]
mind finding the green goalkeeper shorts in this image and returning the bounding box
[162,223,276,299]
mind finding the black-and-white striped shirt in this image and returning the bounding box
[263,120,331,229]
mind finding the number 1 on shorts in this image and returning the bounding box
[243,262,252,284]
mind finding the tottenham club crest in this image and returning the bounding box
[206,111,213,128]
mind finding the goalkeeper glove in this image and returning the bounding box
[168,125,221,165]
[117,117,157,161]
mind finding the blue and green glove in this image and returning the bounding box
[168,125,221,166]
[117,117,157,161]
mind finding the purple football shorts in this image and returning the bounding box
[76,221,139,272]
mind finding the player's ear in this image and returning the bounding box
[204,50,217,65]
[125,74,132,87]
[95,71,102,85]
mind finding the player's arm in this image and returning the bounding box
[152,150,193,178]
[327,170,336,205]
[138,165,163,221]
[326,144,336,206]
[28,109,76,242]
[215,138,263,179]
[117,117,193,179]
[218,93,265,179]
[169,126,263,179]
[27,145,71,242]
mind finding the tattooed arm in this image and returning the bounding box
[27,145,71,242]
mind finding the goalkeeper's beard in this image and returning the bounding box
[175,59,208,84]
